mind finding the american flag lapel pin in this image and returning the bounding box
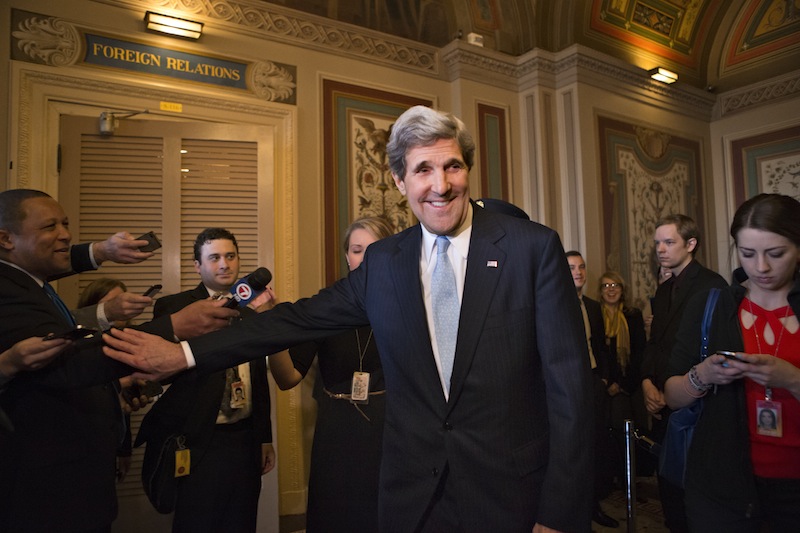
[487,260,498,268]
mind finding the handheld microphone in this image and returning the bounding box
[223,267,272,308]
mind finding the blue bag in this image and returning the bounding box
[658,288,720,488]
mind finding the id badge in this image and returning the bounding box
[175,448,191,477]
[755,399,782,437]
[351,371,370,404]
[229,380,246,409]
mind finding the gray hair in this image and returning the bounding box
[387,106,475,180]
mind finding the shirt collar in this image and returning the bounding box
[421,203,473,264]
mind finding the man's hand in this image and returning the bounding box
[642,378,666,416]
[533,524,564,533]
[0,336,70,378]
[261,443,276,474]
[170,298,240,340]
[102,328,187,381]
[249,286,278,313]
[92,232,154,265]
[118,376,157,413]
[104,292,154,323]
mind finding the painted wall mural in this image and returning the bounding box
[599,115,705,311]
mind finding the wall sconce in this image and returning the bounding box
[649,67,678,84]
[145,12,203,39]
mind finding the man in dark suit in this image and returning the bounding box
[137,228,275,533]
[640,214,727,532]
[566,250,618,529]
[0,189,237,532]
[105,106,594,532]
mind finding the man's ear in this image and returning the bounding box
[0,229,14,251]
[392,173,406,195]
[686,237,698,253]
[193,259,202,275]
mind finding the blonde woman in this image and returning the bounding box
[599,271,649,478]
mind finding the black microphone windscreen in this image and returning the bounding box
[248,267,272,290]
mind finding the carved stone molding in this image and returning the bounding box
[94,0,439,75]
[718,71,800,117]
[11,13,80,67]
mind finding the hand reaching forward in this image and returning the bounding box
[170,298,240,340]
[103,328,187,381]
[104,292,154,322]
[92,232,154,265]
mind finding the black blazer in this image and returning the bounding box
[582,295,610,380]
[641,260,727,390]
[187,206,594,532]
[136,283,271,463]
[0,250,174,532]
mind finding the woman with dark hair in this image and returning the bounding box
[598,271,649,478]
[270,216,394,532]
[665,193,800,531]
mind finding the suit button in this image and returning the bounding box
[443,421,453,431]
[432,468,439,476]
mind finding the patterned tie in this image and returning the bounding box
[432,236,459,391]
[43,282,76,326]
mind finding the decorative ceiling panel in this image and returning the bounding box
[590,0,722,67]
[724,0,800,70]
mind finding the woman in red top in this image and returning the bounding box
[665,193,800,532]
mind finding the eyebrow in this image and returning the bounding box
[411,157,463,174]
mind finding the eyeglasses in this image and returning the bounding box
[601,283,621,290]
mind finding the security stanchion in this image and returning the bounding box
[624,419,637,533]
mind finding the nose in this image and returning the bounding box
[755,253,770,272]
[57,223,71,243]
[430,169,451,196]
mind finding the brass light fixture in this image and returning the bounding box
[649,67,678,84]
[145,12,203,40]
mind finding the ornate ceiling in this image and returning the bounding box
[268,0,800,92]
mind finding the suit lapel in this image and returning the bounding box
[447,208,505,408]
[390,227,448,407]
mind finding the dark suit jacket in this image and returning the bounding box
[641,259,727,390]
[0,254,174,532]
[187,207,594,532]
[136,283,271,467]
[582,295,610,380]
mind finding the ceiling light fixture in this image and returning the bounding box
[145,12,203,40]
[649,67,677,84]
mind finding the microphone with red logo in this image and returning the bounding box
[222,267,272,308]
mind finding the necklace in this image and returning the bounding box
[355,328,373,372]
[746,298,792,400]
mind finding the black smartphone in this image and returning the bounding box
[121,380,164,404]
[143,284,162,297]
[136,231,162,252]
[43,326,98,341]
[717,350,748,363]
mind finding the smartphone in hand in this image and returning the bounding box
[717,350,749,364]
[136,231,162,252]
[142,284,162,297]
[43,326,99,341]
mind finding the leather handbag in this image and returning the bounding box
[141,431,187,514]
[658,288,720,489]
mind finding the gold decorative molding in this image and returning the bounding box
[718,70,800,117]
[93,0,439,75]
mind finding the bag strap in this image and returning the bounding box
[700,288,721,361]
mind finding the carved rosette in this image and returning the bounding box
[12,15,80,67]
[248,61,296,102]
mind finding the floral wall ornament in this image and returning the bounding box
[248,61,296,103]
[11,12,80,67]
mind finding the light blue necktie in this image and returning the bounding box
[432,236,458,391]
[43,282,76,326]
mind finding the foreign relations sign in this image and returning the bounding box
[84,34,247,90]
[10,9,297,104]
